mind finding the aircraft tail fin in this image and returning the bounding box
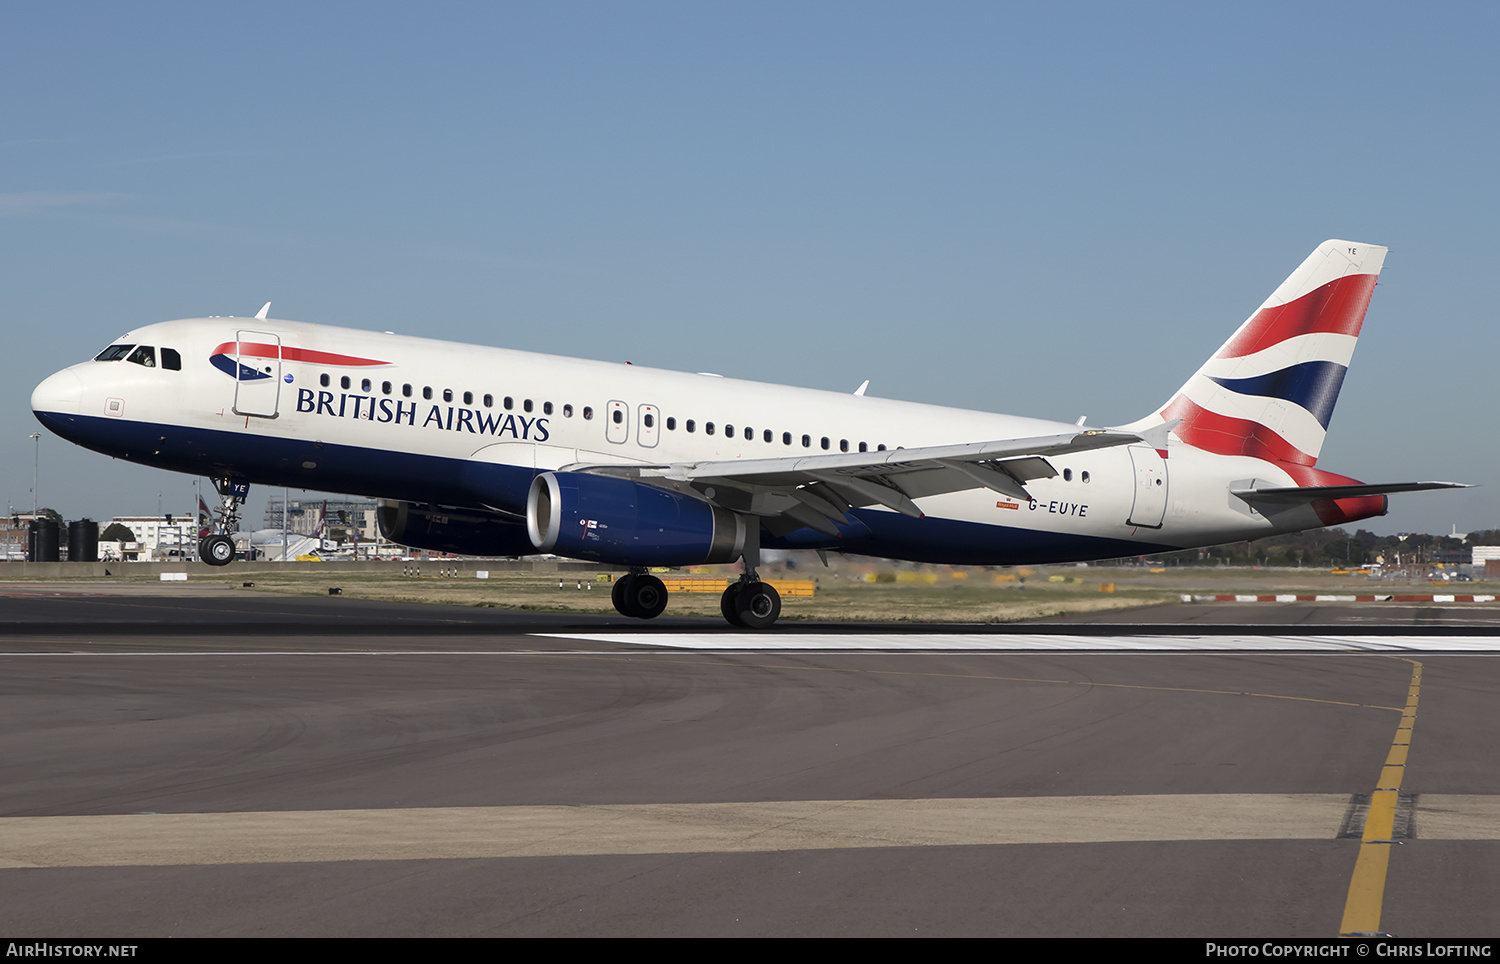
[1131,240,1387,466]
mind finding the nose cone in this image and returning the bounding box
[32,367,84,427]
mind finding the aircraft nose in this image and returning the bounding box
[32,368,84,419]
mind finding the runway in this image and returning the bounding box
[2,588,1498,936]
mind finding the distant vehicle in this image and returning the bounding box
[33,240,1466,626]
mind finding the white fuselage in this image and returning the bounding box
[31,317,1336,565]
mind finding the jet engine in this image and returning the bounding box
[526,471,745,567]
[376,501,536,557]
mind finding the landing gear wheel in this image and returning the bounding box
[720,582,744,627]
[627,574,668,619]
[201,534,235,567]
[733,582,781,629]
[611,573,637,617]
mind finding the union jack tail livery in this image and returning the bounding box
[1145,239,1385,467]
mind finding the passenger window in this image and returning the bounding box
[564,404,574,418]
[483,394,493,407]
[1082,471,1091,483]
[127,346,156,368]
[341,376,351,390]
[802,435,811,448]
[423,387,433,400]
[161,348,182,371]
[839,439,848,452]
[463,391,473,405]
[443,389,453,403]
[504,397,513,410]
[1063,468,1073,481]
[362,378,372,392]
[583,407,593,420]
[706,422,715,435]
[666,417,676,430]
[612,409,624,424]
[821,437,830,450]
[321,373,331,387]
[783,432,792,445]
[644,413,655,428]
[686,419,695,433]
[859,442,867,452]
[403,384,413,397]
[543,402,553,415]
[524,399,533,413]
[724,423,732,437]
[763,429,772,442]
[382,381,392,395]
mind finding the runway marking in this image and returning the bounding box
[1340,658,1422,937]
[539,633,1500,653]
[4,793,1494,869]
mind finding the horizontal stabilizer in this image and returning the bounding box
[1230,481,1471,504]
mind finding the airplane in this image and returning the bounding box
[31,239,1466,628]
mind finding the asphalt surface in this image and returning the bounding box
[2,586,1498,937]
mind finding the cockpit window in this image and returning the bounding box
[161,348,182,371]
[94,344,135,361]
[126,346,156,368]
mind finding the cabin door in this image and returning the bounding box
[1127,445,1168,528]
[232,330,282,418]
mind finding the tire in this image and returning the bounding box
[611,574,638,617]
[629,574,668,619]
[734,581,781,629]
[720,582,744,627]
[201,535,235,567]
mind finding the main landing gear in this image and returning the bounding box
[607,524,783,629]
[611,570,669,619]
[199,476,247,567]
[609,570,782,628]
[720,577,781,629]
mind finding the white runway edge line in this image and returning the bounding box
[538,633,1500,652]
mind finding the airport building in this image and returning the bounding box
[100,514,198,562]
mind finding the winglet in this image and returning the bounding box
[255,302,271,320]
[1133,418,1182,458]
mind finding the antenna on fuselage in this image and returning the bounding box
[255,302,271,320]
[853,380,869,396]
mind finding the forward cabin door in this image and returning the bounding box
[1127,445,1168,528]
[232,330,282,418]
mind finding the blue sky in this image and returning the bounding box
[3,2,1494,536]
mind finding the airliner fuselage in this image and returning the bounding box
[32,241,1461,626]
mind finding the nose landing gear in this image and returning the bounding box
[199,477,248,567]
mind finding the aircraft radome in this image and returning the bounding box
[32,240,1466,628]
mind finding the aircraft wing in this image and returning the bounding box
[568,429,1142,536]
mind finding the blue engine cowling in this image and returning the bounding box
[377,501,537,557]
[526,471,746,567]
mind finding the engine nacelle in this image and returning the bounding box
[526,471,746,567]
[377,501,536,557]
